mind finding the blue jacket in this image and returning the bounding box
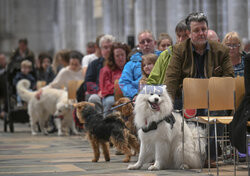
[13,72,36,90]
[119,51,161,99]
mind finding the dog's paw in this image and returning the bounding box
[179,164,189,170]
[31,132,37,136]
[57,131,63,136]
[92,158,98,162]
[127,163,141,170]
[148,164,160,171]
[123,158,130,163]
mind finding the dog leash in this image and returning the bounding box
[141,113,176,133]
[109,99,135,111]
[91,99,135,117]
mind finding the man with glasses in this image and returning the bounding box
[77,34,116,113]
[119,30,161,100]
[165,12,234,167]
[147,20,190,87]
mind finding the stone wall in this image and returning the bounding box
[0,0,249,59]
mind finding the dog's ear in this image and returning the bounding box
[162,85,167,90]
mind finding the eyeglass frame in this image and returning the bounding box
[225,43,241,49]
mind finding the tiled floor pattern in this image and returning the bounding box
[0,121,248,176]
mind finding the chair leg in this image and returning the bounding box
[233,147,236,176]
[182,115,185,169]
[207,122,212,174]
[214,121,219,175]
[247,133,250,176]
[196,118,203,172]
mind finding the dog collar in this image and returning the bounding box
[141,113,175,133]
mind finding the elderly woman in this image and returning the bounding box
[99,42,131,116]
[222,32,246,77]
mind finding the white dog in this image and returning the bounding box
[128,85,206,170]
[16,79,77,136]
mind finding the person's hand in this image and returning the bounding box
[97,91,102,97]
[132,94,137,103]
[35,89,43,100]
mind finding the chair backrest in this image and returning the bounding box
[235,76,245,109]
[208,77,235,111]
[114,79,123,101]
[36,81,46,89]
[182,78,209,109]
[68,80,84,100]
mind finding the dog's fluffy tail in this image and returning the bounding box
[186,123,207,168]
[16,79,36,102]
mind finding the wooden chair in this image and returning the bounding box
[235,76,245,109]
[114,79,123,101]
[182,78,209,172]
[204,77,235,175]
[67,80,84,102]
[183,77,236,175]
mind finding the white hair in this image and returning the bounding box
[99,34,116,48]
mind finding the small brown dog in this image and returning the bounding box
[74,101,139,162]
[113,97,137,136]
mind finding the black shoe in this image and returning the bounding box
[48,128,57,133]
[239,157,246,162]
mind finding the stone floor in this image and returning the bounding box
[0,120,249,176]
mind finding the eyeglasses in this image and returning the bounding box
[139,39,153,45]
[225,43,240,49]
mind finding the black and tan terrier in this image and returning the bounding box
[113,97,137,137]
[74,101,140,162]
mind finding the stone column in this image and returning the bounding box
[151,0,167,39]
[124,0,134,43]
[134,0,153,43]
[75,0,96,53]
[166,0,190,43]
[0,0,15,54]
[228,0,248,39]
[216,0,228,40]
[102,0,124,42]
[202,0,217,31]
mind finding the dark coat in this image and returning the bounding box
[76,57,104,102]
[229,53,250,153]
[229,96,250,153]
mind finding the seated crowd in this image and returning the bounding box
[0,12,249,168]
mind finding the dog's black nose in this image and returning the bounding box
[154,98,159,102]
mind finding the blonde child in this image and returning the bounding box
[13,60,36,106]
[140,53,158,85]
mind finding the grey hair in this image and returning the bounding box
[185,12,208,31]
[99,34,116,48]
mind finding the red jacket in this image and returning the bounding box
[99,66,122,98]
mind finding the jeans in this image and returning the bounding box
[102,95,115,117]
[88,94,103,114]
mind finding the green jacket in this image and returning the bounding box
[147,46,173,85]
[165,38,234,100]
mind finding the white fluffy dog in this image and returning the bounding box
[128,85,206,170]
[16,79,78,136]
